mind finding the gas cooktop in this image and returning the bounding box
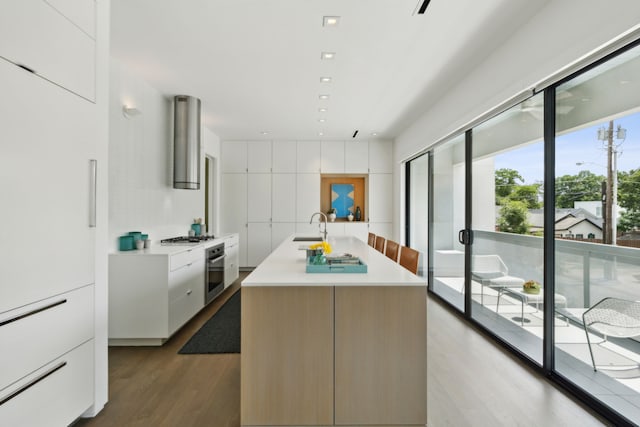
[160,235,216,245]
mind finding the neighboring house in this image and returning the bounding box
[506,207,603,238]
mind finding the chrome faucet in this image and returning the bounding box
[310,212,328,241]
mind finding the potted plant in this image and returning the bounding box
[522,280,541,294]
[327,208,337,222]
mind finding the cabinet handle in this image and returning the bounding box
[0,361,67,406]
[0,299,67,328]
[187,290,192,295]
[89,159,97,228]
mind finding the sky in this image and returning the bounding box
[494,111,640,185]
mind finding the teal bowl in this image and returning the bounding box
[128,231,142,241]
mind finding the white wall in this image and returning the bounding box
[393,0,640,239]
[109,58,221,250]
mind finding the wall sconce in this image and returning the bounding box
[122,105,142,119]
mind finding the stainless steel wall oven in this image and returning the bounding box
[206,243,225,305]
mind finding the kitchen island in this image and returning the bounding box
[241,235,427,426]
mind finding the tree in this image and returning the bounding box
[555,170,605,208]
[618,210,640,232]
[495,168,523,200]
[618,169,640,212]
[497,200,530,234]
[509,184,542,209]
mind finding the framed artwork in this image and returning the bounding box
[331,183,355,217]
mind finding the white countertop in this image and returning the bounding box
[242,234,426,287]
[110,232,237,257]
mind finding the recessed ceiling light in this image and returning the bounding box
[320,76,332,83]
[323,16,340,27]
[319,94,330,100]
[319,132,324,136]
[260,131,269,135]
[371,132,378,136]
[321,52,336,60]
[318,107,328,113]
[620,80,630,85]
[318,118,326,123]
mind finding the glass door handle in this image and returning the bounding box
[458,229,473,245]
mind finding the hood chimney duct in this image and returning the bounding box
[173,95,201,189]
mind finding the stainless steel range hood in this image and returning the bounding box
[173,95,201,189]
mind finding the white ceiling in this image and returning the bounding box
[110,0,549,141]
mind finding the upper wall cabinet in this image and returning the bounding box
[247,141,272,173]
[369,140,393,173]
[46,0,96,37]
[345,141,369,173]
[272,141,297,173]
[321,141,345,173]
[222,141,248,173]
[297,141,321,173]
[0,0,96,101]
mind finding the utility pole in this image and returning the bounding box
[605,120,614,245]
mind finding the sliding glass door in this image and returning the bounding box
[552,43,640,422]
[406,153,428,276]
[430,134,466,311]
[469,94,545,363]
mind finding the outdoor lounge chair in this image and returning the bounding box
[471,254,525,304]
[582,297,640,371]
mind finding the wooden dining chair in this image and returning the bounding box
[399,246,419,274]
[385,240,400,262]
[368,232,376,247]
[374,236,386,253]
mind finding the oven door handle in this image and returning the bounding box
[209,254,226,264]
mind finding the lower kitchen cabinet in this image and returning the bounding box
[109,247,205,345]
[0,285,94,426]
[241,285,427,426]
[223,234,240,287]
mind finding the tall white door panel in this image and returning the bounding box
[271,223,296,249]
[369,140,393,173]
[321,141,345,173]
[296,174,321,222]
[247,173,272,222]
[247,141,272,173]
[345,141,369,173]
[247,223,271,267]
[272,174,296,222]
[272,141,297,173]
[0,59,95,313]
[221,173,248,266]
[369,173,393,223]
[297,141,321,173]
[222,141,247,173]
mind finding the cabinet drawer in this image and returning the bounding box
[170,247,203,271]
[0,285,93,389]
[0,339,94,427]
[0,0,96,101]
[169,259,204,304]
[169,286,203,335]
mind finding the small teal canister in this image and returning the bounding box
[119,235,134,251]
[191,223,201,236]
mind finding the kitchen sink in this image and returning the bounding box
[292,236,323,242]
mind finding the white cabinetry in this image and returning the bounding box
[0,285,94,426]
[223,234,240,287]
[345,141,369,173]
[221,173,248,267]
[247,223,272,267]
[321,141,345,173]
[222,141,248,173]
[272,141,297,173]
[369,174,393,223]
[109,248,205,345]
[248,173,272,222]
[272,223,296,249]
[0,0,104,421]
[369,140,393,173]
[248,141,272,173]
[0,0,96,101]
[297,141,321,172]
[296,174,321,222]
[272,174,296,222]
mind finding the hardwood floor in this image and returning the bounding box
[77,274,610,427]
